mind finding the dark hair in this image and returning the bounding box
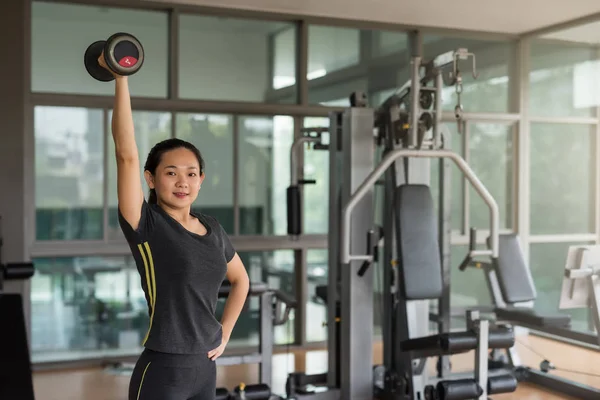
[144,138,205,204]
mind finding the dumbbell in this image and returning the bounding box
[84,32,144,82]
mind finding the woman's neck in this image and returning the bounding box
[159,202,193,223]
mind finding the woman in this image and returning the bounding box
[99,55,250,400]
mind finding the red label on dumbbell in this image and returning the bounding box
[119,56,138,68]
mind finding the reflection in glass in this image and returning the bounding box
[238,116,294,235]
[176,113,234,233]
[530,123,594,235]
[30,256,147,362]
[469,123,514,230]
[235,250,295,347]
[179,14,295,103]
[31,1,168,97]
[35,106,104,241]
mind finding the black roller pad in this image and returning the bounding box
[84,40,114,82]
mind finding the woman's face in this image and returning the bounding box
[146,147,204,209]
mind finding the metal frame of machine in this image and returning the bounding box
[285,38,523,400]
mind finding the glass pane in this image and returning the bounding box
[450,244,491,308]
[175,114,234,233]
[179,14,295,103]
[469,123,514,230]
[529,40,598,118]
[530,242,593,332]
[31,1,168,97]
[236,250,295,346]
[307,25,362,106]
[429,123,464,231]
[530,123,594,234]
[423,36,513,113]
[303,117,330,234]
[34,106,104,241]
[238,116,294,235]
[372,30,408,58]
[107,111,172,240]
[272,26,296,92]
[306,249,328,342]
[30,256,147,361]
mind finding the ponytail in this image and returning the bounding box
[148,188,157,204]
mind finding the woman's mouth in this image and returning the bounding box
[174,192,188,199]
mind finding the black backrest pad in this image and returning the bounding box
[396,184,443,300]
[493,233,537,303]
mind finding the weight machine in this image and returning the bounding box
[286,48,518,400]
[459,232,600,399]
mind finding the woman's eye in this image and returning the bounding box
[189,173,196,177]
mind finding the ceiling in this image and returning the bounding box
[144,0,600,36]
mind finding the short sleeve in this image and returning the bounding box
[117,199,156,243]
[219,223,236,263]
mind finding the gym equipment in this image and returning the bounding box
[285,41,517,400]
[84,32,144,81]
[460,231,600,398]
[0,216,36,400]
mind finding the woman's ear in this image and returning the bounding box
[144,170,154,189]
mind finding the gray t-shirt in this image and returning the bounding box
[118,200,235,354]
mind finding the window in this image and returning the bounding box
[450,244,491,310]
[34,106,104,241]
[468,123,514,230]
[272,26,297,92]
[423,36,513,113]
[30,256,147,361]
[107,111,172,240]
[175,113,234,233]
[237,116,294,235]
[429,123,464,231]
[307,25,363,106]
[178,14,295,103]
[302,117,330,234]
[237,250,295,346]
[306,249,328,342]
[31,1,168,97]
[529,242,593,332]
[529,123,594,235]
[529,40,598,118]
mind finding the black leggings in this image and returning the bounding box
[129,348,216,400]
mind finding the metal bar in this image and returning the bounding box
[30,93,342,117]
[296,20,309,105]
[168,9,179,99]
[259,292,273,386]
[463,122,470,235]
[294,248,307,346]
[518,367,600,398]
[233,115,240,235]
[528,116,598,125]
[341,149,500,263]
[291,137,320,184]
[441,112,521,122]
[528,234,598,243]
[517,38,531,260]
[102,108,109,242]
[409,56,421,148]
[29,234,329,257]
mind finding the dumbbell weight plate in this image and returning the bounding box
[84,40,115,82]
[103,32,144,76]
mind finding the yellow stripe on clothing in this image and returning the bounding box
[138,242,156,346]
[136,361,152,400]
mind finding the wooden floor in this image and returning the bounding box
[32,334,599,400]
